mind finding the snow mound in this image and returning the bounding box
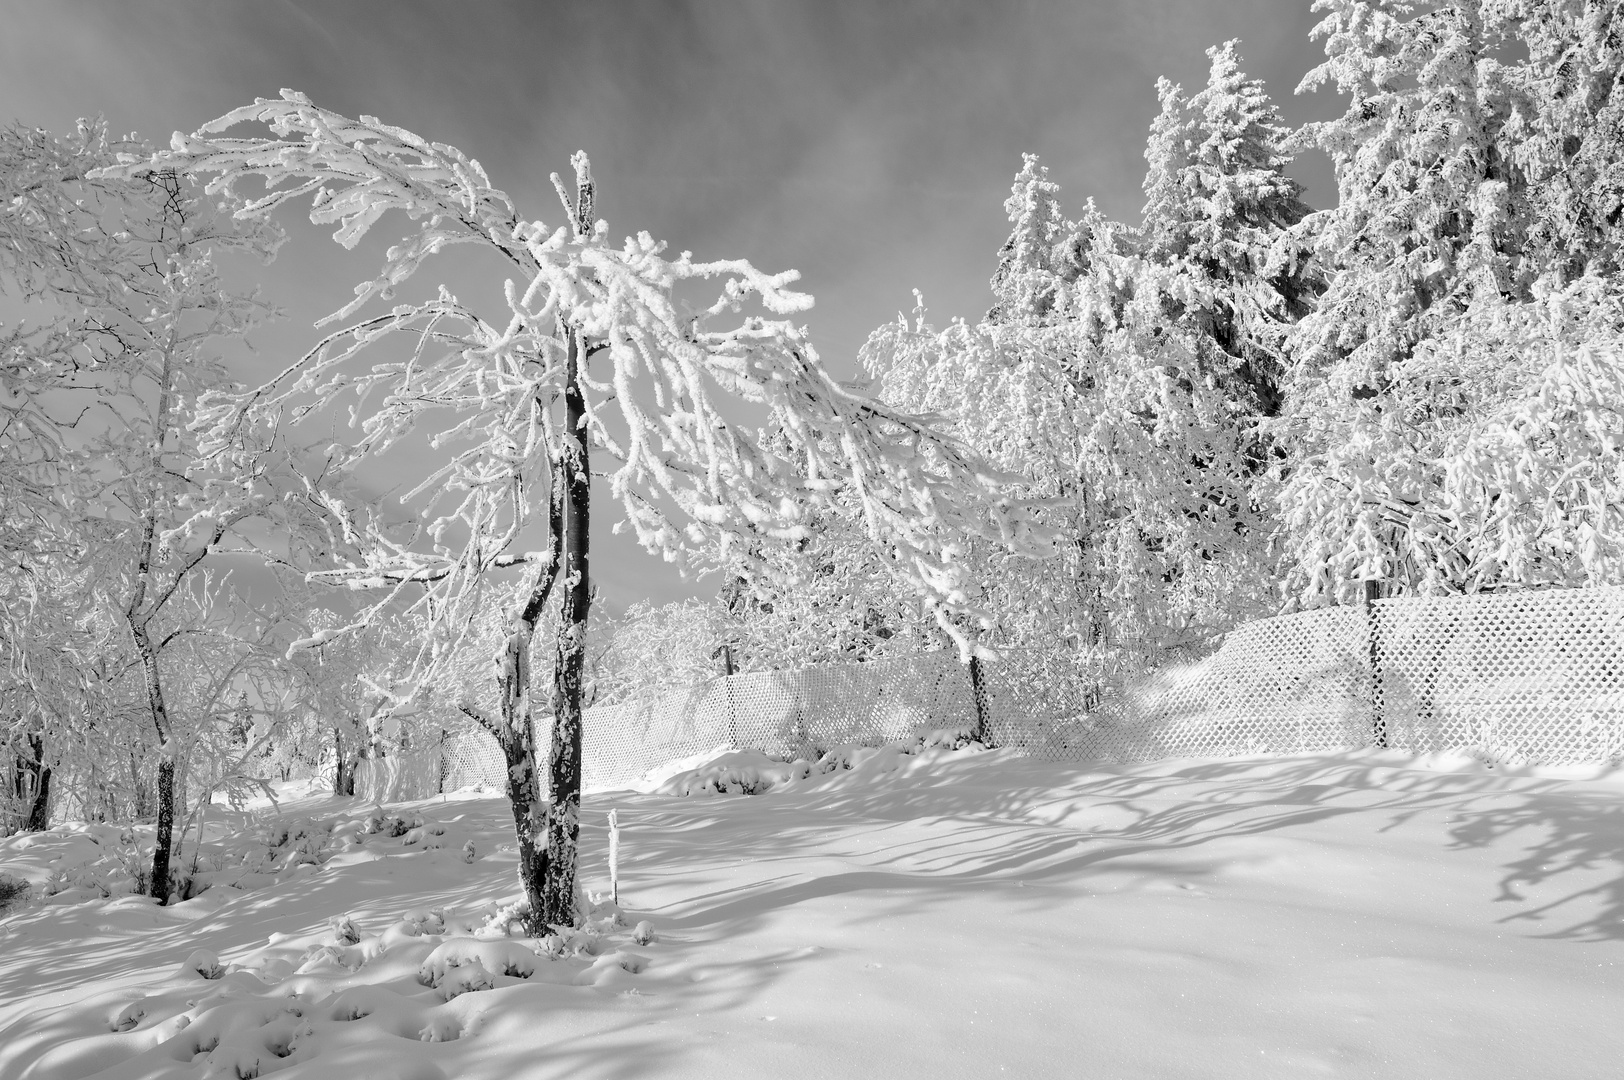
[656,725,986,796]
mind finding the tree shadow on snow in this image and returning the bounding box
[588,750,1624,946]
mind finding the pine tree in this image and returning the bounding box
[1289,0,1527,389]
[1276,0,1624,601]
[986,154,1086,325]
[1139,41,1316,418]
[1513,0,1624,280]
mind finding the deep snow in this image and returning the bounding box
[3,745,1624,1079]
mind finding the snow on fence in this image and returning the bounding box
[357,584,1624,802]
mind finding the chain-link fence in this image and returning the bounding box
[356,583,1624,801]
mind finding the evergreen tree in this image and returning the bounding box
[1277,0,1624,601]
[1513,0,1624,281]
[1288,0,1527,389]
[986,154,1087,325]
[1139,41,1316,418]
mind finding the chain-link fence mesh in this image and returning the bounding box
[356,584,1624,801]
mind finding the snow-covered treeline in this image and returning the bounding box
[730,5,1624,681]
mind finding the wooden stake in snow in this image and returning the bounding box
[608,808,620,905]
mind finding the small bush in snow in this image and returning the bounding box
[0,872,30,916]
[182,949,223,980]
[330,914,360,945]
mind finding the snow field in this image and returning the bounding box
[3,744,1624,1078]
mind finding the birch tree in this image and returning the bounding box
[122,92,1042,932]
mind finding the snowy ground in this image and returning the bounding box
[3,744,1624,1079]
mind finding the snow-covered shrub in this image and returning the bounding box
[182,949,224,980]
[0,871,30,916]
[329,914,360,946]
[417,938,540,992]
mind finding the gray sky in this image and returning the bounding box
[2,0,1337,612]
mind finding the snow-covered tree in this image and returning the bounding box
[1139,41,1316,419]
[1513,0,1624,282]
[1278,276,1624,597]
[124,93,1042,932]
[0,119,305,897]
[288,607,423,796]
[986,154,1088,325]
[591,598,732,705]
[1275,0,1624,600]
[716,496,951,673]
[866,285,1277,687]
[1289,0,1529,386]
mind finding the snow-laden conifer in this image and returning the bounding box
[986,154,1086,325]
[1139,41,1316,418]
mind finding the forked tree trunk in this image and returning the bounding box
[542,323,591,930]
[472,392,568,936]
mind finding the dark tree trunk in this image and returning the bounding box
[16,734,51,832]
[502,730,548,927]
[153,758,176,899]
[542,322,592,930]
[468,384,569,937]
[333,728,358,797]
[26,768,51,832]
[131,620,178,903]
[967,654,991,745]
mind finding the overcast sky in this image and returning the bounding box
[2,0,1338,612]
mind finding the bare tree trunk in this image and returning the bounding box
[20,734,51,832]
[466,408,567,936]
[131,621,179,903]
[966,654,991,745]
[333,728,358,797]
[542,323,591,930]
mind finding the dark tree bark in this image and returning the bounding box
[462,414,567,936]
[542,321,592,929]
[967,655,991,745]
[14,733,51,832]
[132,618,179,903]
[333,727,358,797]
